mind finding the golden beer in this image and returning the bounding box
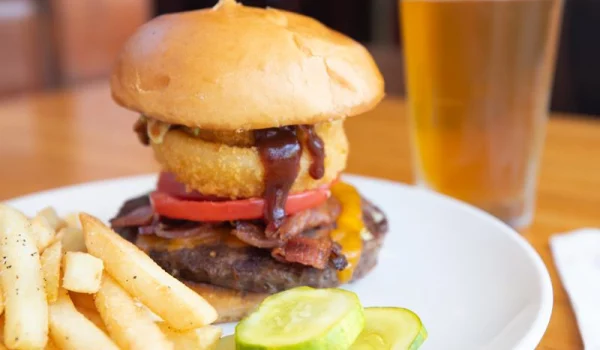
[401,0,563,226]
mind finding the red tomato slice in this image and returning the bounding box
[150,189,330,222]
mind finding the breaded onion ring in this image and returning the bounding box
[193,129,254,147]
[152,121,348,199]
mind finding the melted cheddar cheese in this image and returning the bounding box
[330,182,365,283]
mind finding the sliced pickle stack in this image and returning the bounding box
[217,287,427,350]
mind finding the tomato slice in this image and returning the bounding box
[150,189,330,222]
[153,171,332,221]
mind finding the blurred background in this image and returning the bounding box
[1,0,598,116]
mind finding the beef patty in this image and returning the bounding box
[112,195,388,294]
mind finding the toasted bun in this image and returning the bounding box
[183,281,268,323]
[111,0,384,130]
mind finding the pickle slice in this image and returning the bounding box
[351,307,427,350]
[235,287,364,350]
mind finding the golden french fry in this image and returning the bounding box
[0,314,57,350]
[62,212,81,230]
[70,291,106,332]
[45,338,60,350]
[30,215,56,252]
[36,207,63,231]
[134,301,163,322]
[95,275,173,350]
[158,323,222,350]
[49,289,117,350]
[0,204,48,349]
[0,285,4,317]
[81,214,217,330]
[69,292,96,311]
[40,240,63,303]
[62,252,103,293]
[72,302,107,333]
[56,227,86,252]
[0,317,5,349]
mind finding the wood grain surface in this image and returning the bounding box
[1,83,598,349]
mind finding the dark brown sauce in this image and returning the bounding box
[254,126,302,231]
[254,125,326,231]
[299,125,325,179]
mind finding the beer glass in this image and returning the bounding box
[401,0,564,228]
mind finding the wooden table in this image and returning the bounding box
[1,82,598,349]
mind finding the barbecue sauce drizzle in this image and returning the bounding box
[133,117,326,231]
[254,125,325,231]
[299,125,325,179]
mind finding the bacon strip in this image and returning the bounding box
[272,236,332,269]
[110,205,154,228]
[232,222,282,248]
[266,196,341,240]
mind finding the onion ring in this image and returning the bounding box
[151,120,348,199]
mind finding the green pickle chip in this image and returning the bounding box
[235,287,365,350]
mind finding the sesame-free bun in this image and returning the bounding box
[110,0,384,130]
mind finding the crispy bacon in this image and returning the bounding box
[266,196,341,240]
[110,205,154,228]
[232,222,282,248]
[272,236,333,269]
[330,242,348,270]
[110,195,348,270]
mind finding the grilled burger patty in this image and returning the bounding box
[112,195,388,294]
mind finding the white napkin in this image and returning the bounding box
[550,229,600,349]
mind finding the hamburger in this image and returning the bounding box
[109,0,388,323]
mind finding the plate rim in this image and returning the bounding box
[5,173,553,350]
[346,175,554,350]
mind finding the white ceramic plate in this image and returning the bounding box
[6,174,552,350]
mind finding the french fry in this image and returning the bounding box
[0,285,4,317]
[95,275,173,350]
[36,207,63,231]
[40,241,63,303]
[81,213,217,330]
[136,301,163,322]
[49,289,117,350]
[74,306,106,334]
[45,338,60,350]
[30,215,56,252]
[62,252,103,293]
[56,227,86,252]
[70,291,107,332]
[0,204,48,349]
[62,212,81,230]
[69,292,96,311]
[0,317,5,349]
[158,323,222,350]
